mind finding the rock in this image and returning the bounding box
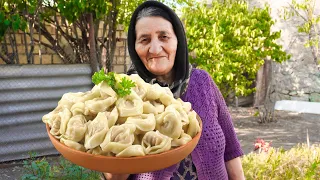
[289,91,297,95]
[300,79,313,88]
[310,93,320,102]
[290,95,309,101]
[283,94,291,100]
[282,68,293,75]
[280,90,289,94]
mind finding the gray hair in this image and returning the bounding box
[136,6,172,22]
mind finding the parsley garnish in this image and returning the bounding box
[92,69,135,97]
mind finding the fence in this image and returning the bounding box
[0,64,93,162]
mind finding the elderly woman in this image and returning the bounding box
[104,1,245,180]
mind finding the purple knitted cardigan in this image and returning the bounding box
[132,69,244,180]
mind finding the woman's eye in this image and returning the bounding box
[140,38,148,43]
[160,36,168,40]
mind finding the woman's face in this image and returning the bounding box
[135,16,177,76]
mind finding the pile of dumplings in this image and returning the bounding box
[42,74,201,158]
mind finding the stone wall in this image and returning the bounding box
[249,0,320,102]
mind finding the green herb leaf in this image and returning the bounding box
[92,69,107,85]
[116,77,136,97]
[91,69,135,97]
[105,72,116,88]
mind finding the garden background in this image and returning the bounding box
[0,0,319,179]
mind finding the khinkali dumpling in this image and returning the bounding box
[70,102,85,115]
[116,90,143,117]
[186,111,201,138]
[84,96,117,115]
[166,104,189,126]
[42,110,60,128]
[59,108,72,135]
[125,114,156,134]
[87,146,114,156]
[152,101,165,114]
[116,145,146,157]
[155,108,182,139]
[78,85,101,102]
[130,74,149,99]
[60,138,86,152]
[100,124,136,154]
[143,101,165,114]
[145,83,165,101]
[106,106,119,128]
[50,115,62,137]
[84,112,109,149]
[58,92,84,110]
[143,101,157,114]
[64,115,87,142]
[159,87,175,106]
[171,132,192,147]
[99,81,117,98]
[58,88,100,110]
[88,84,102,98]
[142,131,172,155]
[176,98,192,112]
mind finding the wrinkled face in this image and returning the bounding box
[135,16,178,76]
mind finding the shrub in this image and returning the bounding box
[242,144,320,180]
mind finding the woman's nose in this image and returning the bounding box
[149,40,162,55]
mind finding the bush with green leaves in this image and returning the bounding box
[183,1,291,97]
[22,153,100,180]
[242,144,320,180]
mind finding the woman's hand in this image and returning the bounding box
[103,173,130,180]
[225,157,245,180]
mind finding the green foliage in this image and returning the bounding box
[54,0,112,23]
[183,1,290,97]
[0,0,30,40]
[242,144,320,180]
[118,0,192,30]
[117,0,145,28]
[22,152,100,180]
[52,0,192,30]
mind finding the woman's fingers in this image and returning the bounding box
[103,173,130,180]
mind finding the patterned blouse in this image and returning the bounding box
[170,155,198,180]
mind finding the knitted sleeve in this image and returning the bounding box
[202,70,244,161]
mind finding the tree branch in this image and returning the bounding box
[288,3,308,22]
[0,51,11,64]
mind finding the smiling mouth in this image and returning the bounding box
[148,56,166,60]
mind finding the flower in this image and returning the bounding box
[254,138,272,153]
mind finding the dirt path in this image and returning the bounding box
[230,107,320,154]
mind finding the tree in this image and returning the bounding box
[0,0,191,73]
[281,0,320,67]
[182,0,290,99]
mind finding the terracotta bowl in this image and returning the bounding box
[46,116,202,174]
